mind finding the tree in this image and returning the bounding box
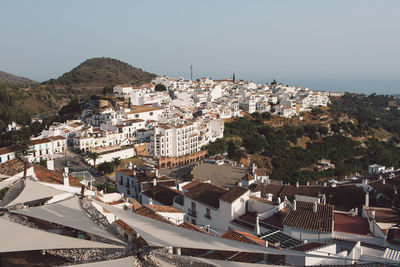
[112,157,122,169]
[261,112,271,120]
[12,127,33,157]
[318,126,329,136]
[87,152,100,168]
[155,84,167,92]
[98,161,114,175]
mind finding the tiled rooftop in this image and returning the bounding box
[282,201,333,233]
[221,229,265,246]
[0,157,28,177]
[219,186,248,203]
[34,166,81,187]
[184,182,227,209]
[333,212,370,236]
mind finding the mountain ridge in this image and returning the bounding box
[43,57,157,90]
[0,70,38,86]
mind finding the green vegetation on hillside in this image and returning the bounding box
[43,57,156,89]
[0,57,157,134]
[0,70,37,86]
[207,93,400,184]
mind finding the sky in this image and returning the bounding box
[0,0,399,94]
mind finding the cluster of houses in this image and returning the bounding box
[1,149,400,265]
[113,161,400,265]
[0,76,334,167]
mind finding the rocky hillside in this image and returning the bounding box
[44,57,156,90]
[0,70,37,86]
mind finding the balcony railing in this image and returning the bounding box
[188,208,197,218]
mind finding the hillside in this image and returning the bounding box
[207,93,400,184]
[44,57,156,90]
[0,70,37,86]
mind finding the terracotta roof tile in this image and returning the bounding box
[48,135,66,141]
[0,146,15,155]
[184,183,227,209]
[221,229,265,246]
[114,219,137,236]
[219,186,249,203]
[33,166,81,187]
[241,173,254,181]
[178,222,209,234]
[283,201,333,233]
[0,157,28,177]
[182,180,201,190]
[333,212,370,235]
[142,184,181,206]
[145,204,183,213]
[134,206,173,224]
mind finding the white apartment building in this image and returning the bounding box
[124,105,164,121]
[28,136,67,162]
[151,122,200,158]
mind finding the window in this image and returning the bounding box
[205,208,211,219]
[191,219,196,225]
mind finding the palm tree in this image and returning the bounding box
[112,157,121,169]
[88,152,100,168]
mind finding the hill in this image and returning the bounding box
[0,70,37,86]
[207,93,400,185]
[44,57,157,90]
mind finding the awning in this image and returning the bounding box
[67,257,136,267]
[6,178,66,207]
[13,196,123,243]
[0,218,124,253]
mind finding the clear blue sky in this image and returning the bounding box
[1,0,399,94]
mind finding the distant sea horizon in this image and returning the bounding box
[256,79,400,95]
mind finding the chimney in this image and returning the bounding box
[323,182,327,187]
[155,168,159,178]
[47,159,54,170]
[313,202,318,213]
[252,163,256,174]
[80,184,85,196]
[365,192,369,207]
[296,181,299,188]
[153,178,157,186]
[128,162,133,169]
[382,178,385,185]
[321,194,326,204]
[64,167,69,174]
[370,210,376,220]
[306,181,310,186]
[63,172,69,188]
[23,159,28,177]
[292,200,297,211]
[255,215,260,236]
[276,197,281,204]
[266,193,273,201]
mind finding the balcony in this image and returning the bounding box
[188,208,197,218]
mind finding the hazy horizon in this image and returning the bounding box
[1,0,399,94]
